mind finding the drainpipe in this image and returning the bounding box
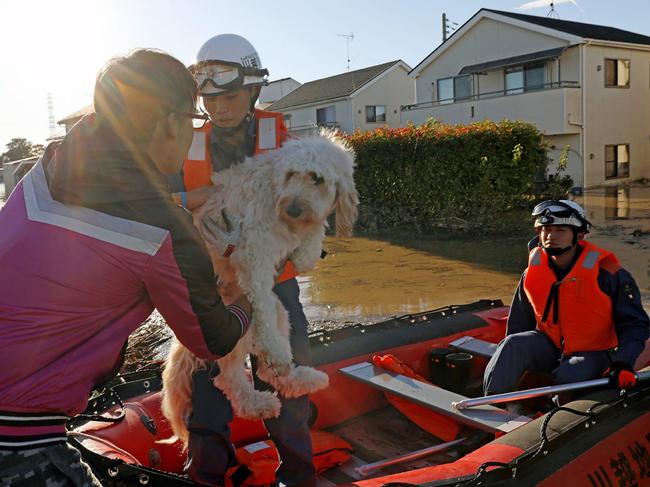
[581,41,589,195]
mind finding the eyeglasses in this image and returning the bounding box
[178,110,211,129]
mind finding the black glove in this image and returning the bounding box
[604,361,637,388]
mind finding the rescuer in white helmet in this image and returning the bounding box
[170,34,318,487]
[483,200,648,407]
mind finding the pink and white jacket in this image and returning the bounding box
[0,116,248,449]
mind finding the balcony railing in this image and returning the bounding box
[402,80,580,111]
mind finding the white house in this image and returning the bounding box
[403,9,650,190]
[58,105,94,134]
[258,78,301,110]
[267,61,413,136]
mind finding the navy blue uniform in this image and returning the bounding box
[484,244,649,395]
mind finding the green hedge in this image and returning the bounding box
[345,120,569,235]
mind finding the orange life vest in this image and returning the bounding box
[226,430,352,487]
[523,240,620,355]
[182,109,296,283]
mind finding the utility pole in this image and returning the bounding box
[442,13,447,42]
[442,13,458,43]
[47,93,56,137]
[338,33,354,71]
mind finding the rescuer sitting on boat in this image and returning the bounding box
[483,200,649,398]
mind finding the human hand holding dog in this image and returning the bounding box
[198,208,242,259]
[172,186,214,211]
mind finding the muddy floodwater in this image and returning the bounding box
[1,181,649,330]
[299,235,525,325]
[301,184,650,325]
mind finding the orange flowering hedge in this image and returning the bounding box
[344,120,559,233]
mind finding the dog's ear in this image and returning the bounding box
[335,177,359,237]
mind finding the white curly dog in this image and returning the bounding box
[161,131,358,446]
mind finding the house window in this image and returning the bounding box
[505,65,545,94]
[436,75,472,103]
[525,65,545,90]
[454,75,472,100]
[365,105,386,123]
[505,67,524,94]
[605,59,630,87]
[605,144,630,179]
[316,106,336,126]
[437,77,454,103]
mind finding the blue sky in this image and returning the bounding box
[0,0,648,152]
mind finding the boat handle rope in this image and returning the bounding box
[454,391,628,486]
[72,387,127,424]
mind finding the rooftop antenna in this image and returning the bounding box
[47,93,56,137]
[338,33,354,71]
[547,1,560,18]
[517,0,581,14]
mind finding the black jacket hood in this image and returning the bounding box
[47,114,170,207]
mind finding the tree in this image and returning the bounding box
[0,138,45,166]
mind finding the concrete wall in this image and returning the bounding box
[582,44,650,188]
[414,17,569,103]
[545,133,583,188]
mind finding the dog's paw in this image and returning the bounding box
[272,366,330,398]
[232,391,281,420]
[260,353,292,378]
[254,339,293,378]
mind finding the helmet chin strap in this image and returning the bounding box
[540,230,579,257]
[541,244,574,257]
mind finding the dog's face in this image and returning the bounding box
[275,168,338,235]
[272,132,358,237]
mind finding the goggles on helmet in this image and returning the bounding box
[192,60,269,95]
[532,200,577,218]
[532,200,591,232]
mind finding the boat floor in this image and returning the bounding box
[317,406,468,485]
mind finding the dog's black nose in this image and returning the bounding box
[286,202,302,218]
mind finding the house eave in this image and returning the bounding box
[270,95,351,112]
[584,38,650,52]
[409,9,582,78]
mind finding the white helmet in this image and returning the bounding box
[190,34,269,97]
[532,200,591,233]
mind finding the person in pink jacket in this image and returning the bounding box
[0,49,251,486]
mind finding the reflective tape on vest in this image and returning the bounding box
[188,131,207,161]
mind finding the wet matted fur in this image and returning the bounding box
[162,131,358,446]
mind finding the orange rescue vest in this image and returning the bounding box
[523,240,620,355]
[226,431,352,487]
[182,109,297,283]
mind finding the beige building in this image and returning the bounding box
[258,78,301,110]
[268,61,413,137]
[403,9,650,190]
